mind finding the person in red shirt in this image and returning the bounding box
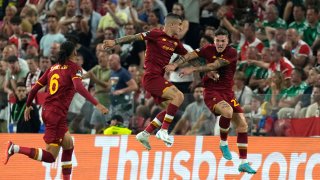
[104,13,187,150]
[165,28,256,174]
[3,41,108,180]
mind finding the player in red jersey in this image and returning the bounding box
[165,28,256,174]
[3,41,108,180]
[103,13,188,150]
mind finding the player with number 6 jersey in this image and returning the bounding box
[3,41,108,180]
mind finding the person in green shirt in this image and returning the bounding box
[103,115,132,135]
[303,7,320,47]
[288,4,308,35]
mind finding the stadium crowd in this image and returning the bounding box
[0,0,319,136]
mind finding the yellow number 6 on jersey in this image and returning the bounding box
[49,73,60,95]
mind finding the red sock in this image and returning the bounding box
[162,103,179,130]
[62,147,74,180]
[237,132,248,159]
[219,116,231,141]
[19,146,55,163]
[145,111,166,133]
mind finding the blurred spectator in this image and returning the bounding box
[288,4,308,35]
[109,53,138,120]
[59,0,77,35]
[49,42,60,61]
[305,85,320,117]
[98,0,128,34]
[11,82,40,133]
[0,34,9,54]
[103,115,132,135]
[25,43,39,58]
[80,0,101,42]
[0,60,8,132]
[249,47,270,92]
[25,55,42,93]
[283,28,312,69]
[83,51,111,134]
[138,0,164,25]
[171,85,215,135]
[39,55,52,72]
[0,5,18,37]
[277,68,308,119]
[40,13,66,56]
[303,6,319,48]
[24,4,43,44]
[234,71,253,106]
[9,16,38,55]
[179,0,200,49]
[3,55,29,95]
[264,71,287,108]
[120,23,145,69]
[142,10,163,31]
[116,0,139,24]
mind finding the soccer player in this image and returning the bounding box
[3,41,109,180]
[165,28,256,174]
[103,13,188,150]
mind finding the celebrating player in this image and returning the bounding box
[165,28,256,174]
[3,41,108,180]
[103,13,188,150]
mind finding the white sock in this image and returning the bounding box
[220,140,228,146]
[143,130,150,136]
[240,159,248,164]
[13,145,20,153]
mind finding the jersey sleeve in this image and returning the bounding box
[70,64,83,80]
[222,47,238,63]
[297,44,310,57]
[195,45,210,59]
[174,41,188,55]
[26,69,49,106]
[140,29,161,41]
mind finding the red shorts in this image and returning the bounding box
[204,89,243,115]
[142,75,173,104]
[42,106,68,144]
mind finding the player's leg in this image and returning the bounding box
[156,85,184,144]
[231,113,256,174]
[214,100,233,160]
[136,100,171,150]
[60,131,74,180]
[3,140,59,165]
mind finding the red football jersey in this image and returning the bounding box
[140,29,188,77]
[37,60,83,112]
[196,45,238,91]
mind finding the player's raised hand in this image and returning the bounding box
[207,71,220,81]
[164,64,178,72]
[95,103,109,115]
[24,106,34,121]
[103,40,116,49]
[179,67,195,77]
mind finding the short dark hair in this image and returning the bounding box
[293,4,306,12]
[201,35,214,44]
[214,27,229,37]
[57,41,75,65]
[307,6,319,14]
[16,81,26,88]
[10,16,22,25]
[165,12,182,21]
[6,55,18,63]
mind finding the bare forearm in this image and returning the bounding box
[194,58,229,72]
[115,34,143,44]
[174,52,198,66]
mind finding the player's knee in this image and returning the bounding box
[221,109,233,119]
[237,121,248,132]
[47,153,56,163]
[176,91,184,102]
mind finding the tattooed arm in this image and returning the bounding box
[193,58,230,72]
[179,58,230,76]
[103,34,143,48]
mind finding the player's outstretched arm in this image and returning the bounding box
[24,81,44,121]
[103,34,143,49]
[179,58,229,77]
[72,77,109,114]
[164,51,199,72]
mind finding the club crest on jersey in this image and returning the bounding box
[76,70,82,77]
